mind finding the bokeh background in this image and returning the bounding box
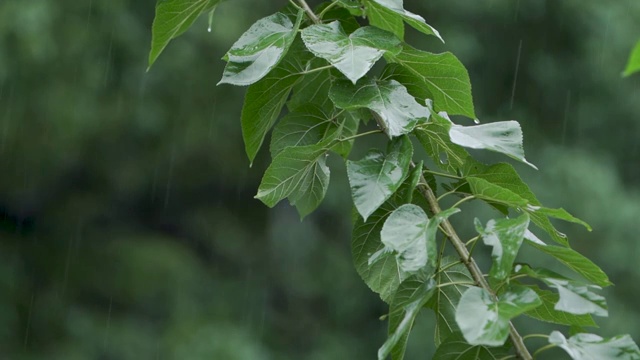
[1,0,639,359]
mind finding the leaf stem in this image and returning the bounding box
[523,334,550,341]
[301,64,334,75]
[532,344,556,358]
[318,1,340,19]
[423,169,462,180]
[339,129,383,142]
[465,235,479,247]
[450,195,475,209]
[297,0,321,24]
[437,281,476,288]
[436,259,463,274]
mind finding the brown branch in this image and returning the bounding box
[296,0,321,24]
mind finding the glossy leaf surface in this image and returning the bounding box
[524,286,597,327]
[455,286,541,346]
[330,79,430,137]
[528,243,611,287]
[449,121,537,169]
[391,46,475,118]
[380,278,436,360]
[365,0,442,41]
[149,0,221,69]
[219,12,302,86]
[549,331,640,360]
[301,22,401,83]
[475,214,529,282]
[432,334,512,360]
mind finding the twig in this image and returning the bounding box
[297,0,321,24]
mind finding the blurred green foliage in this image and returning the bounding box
[0,0,638,359]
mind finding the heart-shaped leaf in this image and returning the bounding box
[455,285,541,346]
[365,0,442,41]
[549,331,640,360]
[301,21,401,84]
[330,79,430,137]
[449,121,537,169]
[347,136,413,220]
[219,11,302,86]
[432,333,512,360]
[475,214,529,282]
[524,285,597,327]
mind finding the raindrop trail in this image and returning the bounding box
[103,31,114,87]
[514,0,521,21]
[23,293,34,350]
[510,39,523,111]
[164,147,176,209]
[562,91,571,145]
[103,296,113,353]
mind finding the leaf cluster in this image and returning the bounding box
[148,1,640,359]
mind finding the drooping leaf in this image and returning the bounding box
[455,285,541,346]
[380,278,436,360]
[381,63,433,103]
[219,11,303,86]
[516,265,608,317]
[240,40,315,164]
[255,138,334,216]
[549,331,640,360]
[403,161,422,204]
[365,1,405,40]
[449,121,537,169]
[148,0,221,69]
[370,206,460,279]
[524,285,597,327]
[330,79,430,137]
[528,243,611,287]
[347,136,413,220]
[475,214,529,282]
[623,40,640,77]
[352,200,402,302]
[390,46,475,118]
[335,0,365,16]
[364,0,442,41]
[432,333,512,360]
[426,257,473,346]
[301,22,401,84]
[467,177,529,208]
[270,105,335,157]
[466,163,591,246]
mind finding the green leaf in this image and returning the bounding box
[623,40,640,77]
[380,278,437,360]
[414,113,470,174]
[219,11,303,86]
[319,5,362,32]
[370,205,460,279]
[475,214,529,282]
[301,22,401,84]
[330,79,430,137]
[255,139,333,216]
[365,0,442,42]
[241,40,313,164]
[427,257,473,346]
[148,0,221,69]
[524,285,597,327]
[449,121,537,169]
[467,163,591,246]
[467,177,529,208]
[516,265,608,317]
[365,1,405,40]
[403,161,422,204]
[455,285,541,346]
[270,104,358,158]
[549,331,640,360]
[432,333,512,360]
[390,46,475,118]
[352,200,401,302]
[287,64,334,113]
[347,136,413,220]
[528,243,611,287]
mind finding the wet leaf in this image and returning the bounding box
[623,40,640,77]
[403,161,422,204]
[241,40,314,164]
[427,257,473,346]
[527,243,611,287]
[414,113,470,174]
[255,138,334,217]
[148,0,221,69]
[524,285,597,327]
[390,46,475,118]
[365,0,442,41]
[366,1,405,40]
[432,333,512,360]
[381,278,437,360]
[301,22,401,83]
[475,214,529,282]
[516,265,608,317]
[449,121,537,169]
[330,79,430,137]
[549,331,640,360]
[219,12,303,86]
[455,285,541,346]
[347,136,413,220]
[370,205,459,278]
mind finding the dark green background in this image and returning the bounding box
[1,0,638,358]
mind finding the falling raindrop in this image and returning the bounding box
[207,8,215,33]
[510,39,523,110]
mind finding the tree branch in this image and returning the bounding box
[297,0,321,24]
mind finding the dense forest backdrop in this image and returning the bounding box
[1,0,639,358]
